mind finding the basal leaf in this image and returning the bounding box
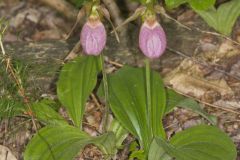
[165,0,215,10]
[98,66,166,150]
[177,98,217,124]
[24,125,115,160]
[165,0,187,9]
[148,125,237,160]
[188,0,216,10]
[196,0,240,35]
[165,89,186,114]
[57,56,101,128]
[73,0,86,8]
[92,132,116,159]
[108,119,128,148]
[129,150,146,160]
[31,100,68,126]
[148,139,172,160]
[217,0,240,35]
[165,89,216,124]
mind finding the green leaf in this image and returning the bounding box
[24,125,116,160]
[165,0,215,10]
[165,0,187,9]
[196,0,240,35]
[31,99,68,126]
[57,56,101,128]
[148,125,237,160]
[165,89,216,124]
[108,119,128,148]
[98,66,166,150]
[188,0,216,10]
[165,89,186,114]
[148,139,172,160]
[177,98,217,124]
[129,150,146,160]
[69,0,86,8]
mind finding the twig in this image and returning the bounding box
[82,122,101,135]
[64,40,82,61]
[166,86,240,115]
[154,5,191,31]
[65,7,86,40]
[106,59,123,67]
[97,5,120,43]
[90,93,102,111]
[193,27,240,46]
[111,6,146,33]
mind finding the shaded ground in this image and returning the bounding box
[0,0,240,159]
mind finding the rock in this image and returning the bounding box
[4,40,70,98]
[0,145,17,160]
[10,8,41,28]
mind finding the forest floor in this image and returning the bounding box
[0,0,240,159]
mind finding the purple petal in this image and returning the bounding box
[80,21,106,56]
[139,22,166,59]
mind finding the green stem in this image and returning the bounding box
[100,53,110,132]
[145,59,152,138]
[146,0,154,10]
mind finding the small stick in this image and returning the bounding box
[111,6,146,33]
[106,59,123,67]
[193,27,240,46]
[90,93,102,111]
[64,40,82,61]
[97,5,120,43]
[154,5,191,30]
[166,86,240,115]
[65,7,86,40]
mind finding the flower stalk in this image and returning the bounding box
[100,53,110,132]
[145,58,153,138]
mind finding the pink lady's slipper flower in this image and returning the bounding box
[80,16,106,56]
[139,19,166,59]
